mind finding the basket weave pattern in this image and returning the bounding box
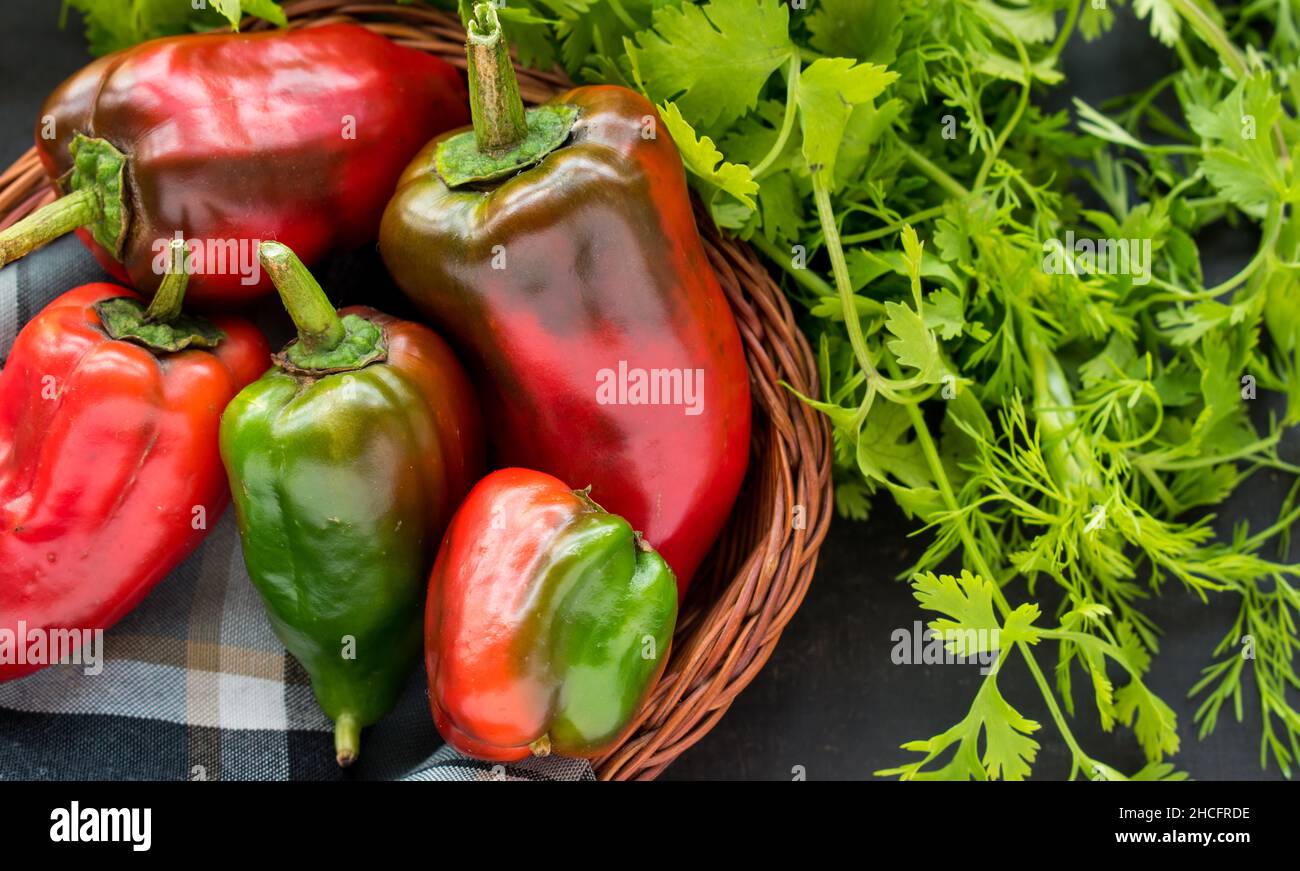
[0,0,833,780]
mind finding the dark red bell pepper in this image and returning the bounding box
[0,24,469,307]
[380,5,751,591]
[0,242,269,680]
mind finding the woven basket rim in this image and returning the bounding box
[0,0,833,781]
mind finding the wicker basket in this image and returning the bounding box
[0,0,833,780]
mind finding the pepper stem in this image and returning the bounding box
[143,239,190,323]
[335,713,361,768]
[259,241,345,356]
[0,187,100,267]
[467,2,528,154]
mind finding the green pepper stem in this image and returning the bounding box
[144,239,190,323]
[466,2,528,154]
[0,187,100,267]
[258,241,345,356]
[334,713,361,768]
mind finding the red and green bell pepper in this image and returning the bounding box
[425,467,677,762]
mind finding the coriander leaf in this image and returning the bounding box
[714,100,788,164]
[627,0,793,129]
[1152,363,1201,407]
[210,0,242,28]
[1079,0,1116,39]
[1184,75,1287,210]
[977,681,1043,780]
[1116,621,1152,676]
[924,288,966,340]
[1264,268,1300,354]
[884,301,945,384]
[974,52,1063,85]
[835,479,873,520]
[886,481,946,523]
[1079,334,1138,387]
[757,171,803,241]
[798,57,898,187]
[1115,679,1181,760]
[207,0,287,29]
[658,101,758,207]
[973,0,1056,44]
[900,222,925,282]
[834,97,905,188]
[66,0,285,54]
[806,0,903,63]
[64,0,197,54]
[1133,0,1182,47]
[880,574,1043,782]
[710,199,753,229]
[1129,762,1191,781]
[856,402,932,488]
[847,249,963,294]
[492,3,564,70]
[1189,331,1249,445]
[552,0,653,75]
[914,569,1043,652]
[1156,300,1234,346]
[240,0,286,26]
[1073,98,1152,151]
[877,675,1042,780]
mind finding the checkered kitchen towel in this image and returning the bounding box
[0,235,593,782]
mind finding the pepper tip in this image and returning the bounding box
[334,713,361,768]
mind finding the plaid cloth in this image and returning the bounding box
[0,235,593,781]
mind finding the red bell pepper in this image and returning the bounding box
[0,242,269,680]
[0,24,469,307]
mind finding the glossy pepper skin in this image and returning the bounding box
[380,6,750,592]
[221,242,482,765]
[426,467,677,762]
[0,259,269,681]
[1,24,469,307]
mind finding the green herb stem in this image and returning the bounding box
[975,22,1031,191]
[1047,0,1083,60]
[813,175,878,381]
[898,141,970,200]
[749,232,832,294]
[751,56,801,180]
[841,206,946,244]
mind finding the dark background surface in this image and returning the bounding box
[0,0,1292,781]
